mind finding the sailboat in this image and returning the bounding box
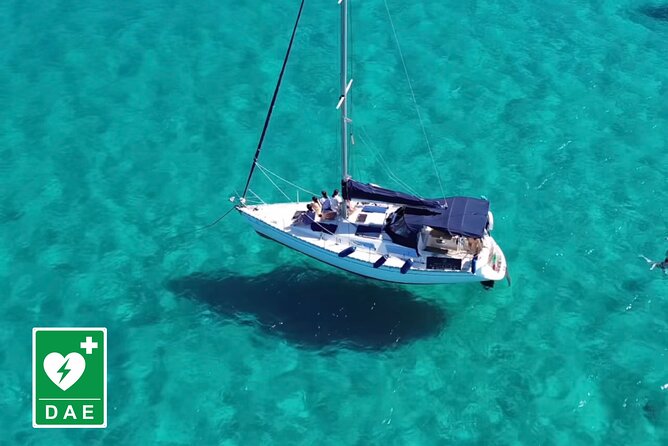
[235,0,507,286]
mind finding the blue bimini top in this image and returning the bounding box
[403,197,490,238]
[385,197,490,248]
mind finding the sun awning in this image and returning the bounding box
[403,197,490,238]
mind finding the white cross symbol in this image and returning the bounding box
[80,336,98,355]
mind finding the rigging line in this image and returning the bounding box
[358,133,421,198]
[357,126,423,197]
[241,0,307,199]
[382,0,446,199]
[246,188,266,204]
[167,206,236,241]
[357,137,420,197]
[257,164,292,201]
[356,127,415,194]
[255,162,318,197]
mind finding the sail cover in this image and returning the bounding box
[342,179,442,208]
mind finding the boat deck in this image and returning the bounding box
[237,201,506,283]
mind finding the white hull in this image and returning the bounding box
[237,202,507,285]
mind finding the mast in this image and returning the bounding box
[339,0,350,217]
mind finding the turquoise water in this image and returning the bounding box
[1,0,667,443]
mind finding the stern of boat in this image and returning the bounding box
[477,236,507,282]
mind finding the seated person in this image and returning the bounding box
[311,196,322,216]
[319,191,329,208]
[297,204,316,225]
[317,192,335,220]
[332,188,354,213]
[321,202,337,220]
[331,189,343,212]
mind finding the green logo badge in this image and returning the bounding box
[33,327,107,428]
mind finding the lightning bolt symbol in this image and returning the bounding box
[57,358,72,384]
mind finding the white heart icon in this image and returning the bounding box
[43,352,86,391]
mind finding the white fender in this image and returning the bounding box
[487,211,494,232]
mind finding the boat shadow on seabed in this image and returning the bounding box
[167,266,447,351]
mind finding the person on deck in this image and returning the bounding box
[639,251,668,274]
[298,204,316,225]
[311,196,322,216]
[320,191,329,209]
[320,191,337,219]
[331,189,343,213]
[332,188,354,213]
